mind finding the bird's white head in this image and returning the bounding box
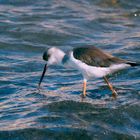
[38,47,65,88]
[43,47,65,66]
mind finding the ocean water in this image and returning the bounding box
[0,0,140,139]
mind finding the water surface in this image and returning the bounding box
[0,0,140,139]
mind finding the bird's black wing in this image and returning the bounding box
[73,46,126,67]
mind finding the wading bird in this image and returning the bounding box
[38,46,138,99]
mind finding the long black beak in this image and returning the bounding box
[38,64,48,89]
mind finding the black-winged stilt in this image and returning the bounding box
[38,46,138,99]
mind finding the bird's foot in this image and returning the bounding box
[112,90,118,99]
[80,94,86,101]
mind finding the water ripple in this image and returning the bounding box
[0,0,140,139]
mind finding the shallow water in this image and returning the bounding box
[0,0,140,139]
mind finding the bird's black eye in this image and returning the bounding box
[43,51,50,61]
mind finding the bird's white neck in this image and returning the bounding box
[57,49,66,65]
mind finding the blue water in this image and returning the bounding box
[0,0,140,139]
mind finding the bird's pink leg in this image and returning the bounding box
[103,76,118,99]
[81,80,87,101]
[83,80,87,97]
